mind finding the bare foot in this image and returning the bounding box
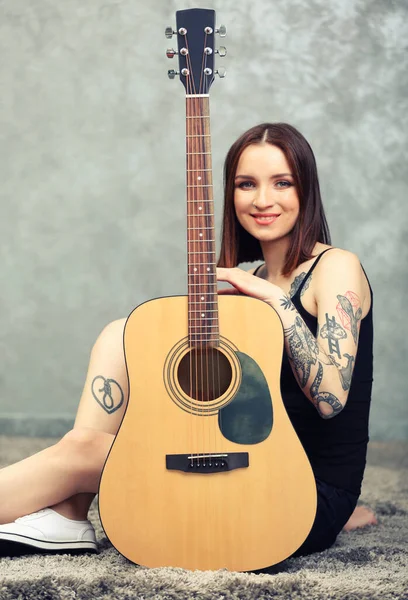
[343,505,378,532]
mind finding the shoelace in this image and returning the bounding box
[15,509,48,523]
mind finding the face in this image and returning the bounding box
[233,143,300,244]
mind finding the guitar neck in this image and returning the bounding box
[170,7,223,347]
[186,96,219,347]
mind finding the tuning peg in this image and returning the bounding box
[216,67,227,78]
[168,69,179,79]
[166,48,178,58]
[215,46,227,57]
[165,26,176,38]
[216,25,227,37]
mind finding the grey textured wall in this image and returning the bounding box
[0,0,407,439]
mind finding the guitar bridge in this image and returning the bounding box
[166,452,249,473]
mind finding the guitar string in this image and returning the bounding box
[195,38,205,466]
[185,28,221,469]
[200,34,220,467]
[205,40,221,465]
[203,40,219,467]
[184,35,199,466]
[202,44,213,562]
[199,38,212,565]
[184,34,194,467]
[202,37,217,467]
[202,32,212,465]
[185,36,197,465]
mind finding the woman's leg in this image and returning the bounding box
[0,318,127,524]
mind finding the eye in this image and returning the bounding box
[276,180,292,188]
[236,180,255,190]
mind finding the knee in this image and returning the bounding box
[63,426,99,448]
[91,318,126,359]
[61,428,115,490]
[62,427,114,455]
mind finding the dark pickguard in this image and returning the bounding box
[218,352,273,444]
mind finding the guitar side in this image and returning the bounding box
[98,294,317,571]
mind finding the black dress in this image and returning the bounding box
[253,248,374,556]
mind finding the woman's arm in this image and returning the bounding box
[217,250,368,419]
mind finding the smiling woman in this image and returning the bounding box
[218,123,331,274]
[234,143,299,240]
[0,122,376,564]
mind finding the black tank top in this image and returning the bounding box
[253,249,374,496]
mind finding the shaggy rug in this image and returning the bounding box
[0,436,407,600]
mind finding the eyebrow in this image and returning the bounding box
[235,172,293,179]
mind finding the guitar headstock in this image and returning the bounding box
[166,8,226,94]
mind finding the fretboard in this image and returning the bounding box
[186,96,219,347]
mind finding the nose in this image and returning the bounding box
[253,184,274,210]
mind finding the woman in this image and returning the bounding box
[0,123,376,558]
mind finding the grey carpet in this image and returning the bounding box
[0,436,407,600]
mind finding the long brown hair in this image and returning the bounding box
[217,123,331,275]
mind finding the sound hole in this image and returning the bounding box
[177,348,233,401]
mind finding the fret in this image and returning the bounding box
[187,152,211,155]
[187,251,216,254]
[187,262,216,265]
[189,324,219,328]
[186,116,209,119]
[188,282,217,287]
[189,340,219,344]
[188,226,213,230]
[186,185,212,188]
[189,309,218,313]
[189,300,218,304]
[189,316,219,320]
[187,200,213,203]
[186,134,211,138]
[189,330,219,335]
[188,340,220,345]
[186,94,209,98]
[187,169,212,172]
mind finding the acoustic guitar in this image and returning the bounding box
[98,8,317,571]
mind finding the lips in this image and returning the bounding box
[251,214,280,225]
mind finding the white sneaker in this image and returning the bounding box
[0,508,97,553]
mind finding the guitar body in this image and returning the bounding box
[99,294,317,571]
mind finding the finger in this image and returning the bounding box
[217,288,242,295]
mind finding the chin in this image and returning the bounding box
[247,226,286,242]
[242,219,295,242]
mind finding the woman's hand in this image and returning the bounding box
[216,267,281,305]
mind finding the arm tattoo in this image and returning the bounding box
[318,322,355,390]
[289,272,310,298]
[320,313,347,359]
[336,293,362,343]
[285,316,319,387]
[338,353,355,391]
[92,375,124,414]
[280,295,295,311]
[310,363,344,419]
